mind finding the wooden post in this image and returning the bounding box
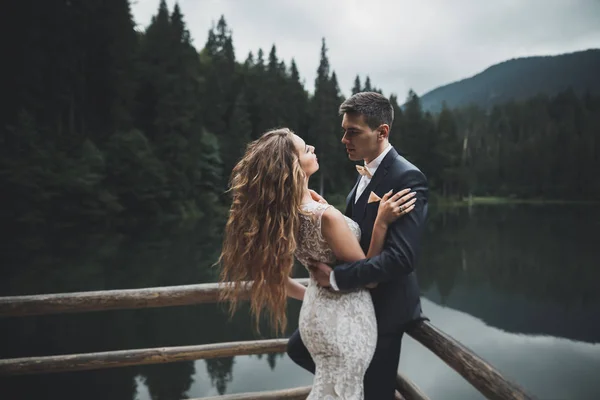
[195,386,311,400]
[396,372,430,400]
[0,279,310,317]
[0,339,287,375]
[408,321,534,400]
[193,385,409,400]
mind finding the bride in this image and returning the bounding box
[217,128,415,399]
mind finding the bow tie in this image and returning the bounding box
[356,164,373,179]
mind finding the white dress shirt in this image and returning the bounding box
[354,143,393,203]
[330,143,393,290]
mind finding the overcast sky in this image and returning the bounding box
[130,0,600,99]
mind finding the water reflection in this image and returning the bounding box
[402,299,600,400]
[1,205,599,399]
[418,204,600,344]
[139,362,196,400]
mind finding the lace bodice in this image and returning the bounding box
[294,201,377,400]
[295,201,361,269]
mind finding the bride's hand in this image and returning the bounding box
[375,188,416,226]
[309,189,328,204]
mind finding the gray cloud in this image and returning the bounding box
[131,0,600,99]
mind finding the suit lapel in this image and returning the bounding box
[345,175,361,217]
[353,147,399,223]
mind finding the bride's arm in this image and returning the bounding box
[286,277,306,300]
[321,189,415,264]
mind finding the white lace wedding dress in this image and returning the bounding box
[295,201,378,400]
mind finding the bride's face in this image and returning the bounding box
[292,134,319,178]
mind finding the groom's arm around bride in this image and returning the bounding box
[312,162,428,332]
[329,170,427,289]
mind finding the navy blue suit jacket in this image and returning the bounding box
[334,146,428,334]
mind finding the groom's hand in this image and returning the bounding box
[309,261,332,287]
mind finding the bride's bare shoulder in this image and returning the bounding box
[321,206,346,229]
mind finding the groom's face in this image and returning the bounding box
[341,113,380,163]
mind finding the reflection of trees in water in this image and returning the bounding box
[193,293,301,394]
[0,296,140,399]
[1,214,305,399]
[0,219,223,400]
[419,206,464,303]
[196,300,300,393]
[1,218,224,297]
[253,352,285,370]
[421,205,600,304]
[267,352,284,370]
[140,362,195,400]
[419,204,600,342]
[203,353,285,395]
[205,358,234,395]
[0,368,138,400]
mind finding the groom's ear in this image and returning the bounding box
[378,124,390,140]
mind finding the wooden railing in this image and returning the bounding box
[0,279,535,400]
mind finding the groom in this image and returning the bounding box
[287,92,429,399]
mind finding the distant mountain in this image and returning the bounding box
[418,49,600,112]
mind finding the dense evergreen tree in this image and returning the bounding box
[364,76,373,92]
[352,75,362,95]
[1,1,598,231]
[307,39,348,196]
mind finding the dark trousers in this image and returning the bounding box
[287,329,403,400]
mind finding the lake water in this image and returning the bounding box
[1,204,599,399]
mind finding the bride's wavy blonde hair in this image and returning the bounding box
[217,128,306,335]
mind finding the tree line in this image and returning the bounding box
[2,0,598,230]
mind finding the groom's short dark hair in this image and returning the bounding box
[339,92,394,131]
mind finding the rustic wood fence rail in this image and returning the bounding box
[0,279,535,400]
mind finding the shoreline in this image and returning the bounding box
[434,196,600,207]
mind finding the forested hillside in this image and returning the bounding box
[2,0,598,230]
[419,49,600,112]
